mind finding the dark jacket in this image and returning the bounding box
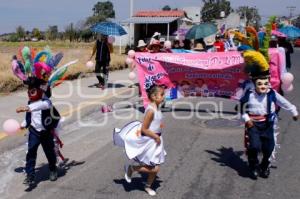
[95,40,111,64]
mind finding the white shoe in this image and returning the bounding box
[145,187,156,196]
[124,164,132,183]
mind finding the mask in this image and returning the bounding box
[28,88,43,101]
[255,79,269,94]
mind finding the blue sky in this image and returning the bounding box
[0,0,299,34]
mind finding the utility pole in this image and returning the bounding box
[287,6,296,18]
[129,0,134,47]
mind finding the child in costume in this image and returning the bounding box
[17,77,60,185]
[113,84,166,196]
[240,65,298,179]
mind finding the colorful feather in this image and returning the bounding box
[48,60,78,87]
[246,26,259,50]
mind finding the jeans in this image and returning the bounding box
[247,121,275,170]
[26,127,57,175]
[95,61,109,85]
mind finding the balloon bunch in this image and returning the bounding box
[11,46,78,88]
[281,72,294,92]
[126,50,136,80]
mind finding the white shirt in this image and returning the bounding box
[242,89,298,122]
[21,99,52,132]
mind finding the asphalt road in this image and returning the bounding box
[1,50,300,199]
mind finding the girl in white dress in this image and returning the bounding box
[113,84,166,196]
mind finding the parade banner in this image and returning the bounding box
[135,49,283,107]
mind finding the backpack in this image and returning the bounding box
[25,98,61,131]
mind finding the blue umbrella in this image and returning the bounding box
[278,26,300,39]
[186,23,217,40]
[91,22,127,36]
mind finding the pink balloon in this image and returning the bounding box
[164,41,172,49]
[128,50,135,58]
[108,36,115,44]
[282,83,293,92]
[2,119,20,136]
[86,61,94,68]
[128,72,136,80]
[126,57,134,65]
[281,72,294,85]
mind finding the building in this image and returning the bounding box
[122,10,186,46]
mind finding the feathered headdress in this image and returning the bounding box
[234,17,275,79]
[11,46,77,88]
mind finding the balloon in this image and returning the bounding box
[86,61,94,68]
[281,72,294,85]
[128,50,135,58]
[33,62,52,79]
[128,72,136,80]
[11,60,27,81]
[108,36,115,44]
[282,83,293,92]
[164,41,172,49]
[125,57,134,65]
[2,119,20,136]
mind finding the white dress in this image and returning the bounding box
[113,105,166,166]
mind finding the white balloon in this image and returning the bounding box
[128,72,136,80]
[164,41,172,49]
[128,50,136,58]
[126,57,134,65]
[86,61,94,68]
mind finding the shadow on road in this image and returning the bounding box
[161,107,237,115]
[113,173,162,193]
[14,160,85,192]
[88,83,126,88]
[205,146,253,179]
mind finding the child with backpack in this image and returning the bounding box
[17,77,60,185]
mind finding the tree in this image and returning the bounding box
[236,6,261,28]
[46,25,58,41]
[162,5,171,11]
[32,28,41,40]
[201,0,233,22]
[86,1,115,26]
[16,26,25,40]
[64,23,77,42]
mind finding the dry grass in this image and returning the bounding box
[0,42,127,93]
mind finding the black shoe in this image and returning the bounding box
[260,168,270,178]
[23,174,35,185]
[49,170,58,181]
[249,166,259,180]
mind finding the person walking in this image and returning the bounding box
[89,34,111,89]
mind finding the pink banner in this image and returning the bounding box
[135,49,283,107]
